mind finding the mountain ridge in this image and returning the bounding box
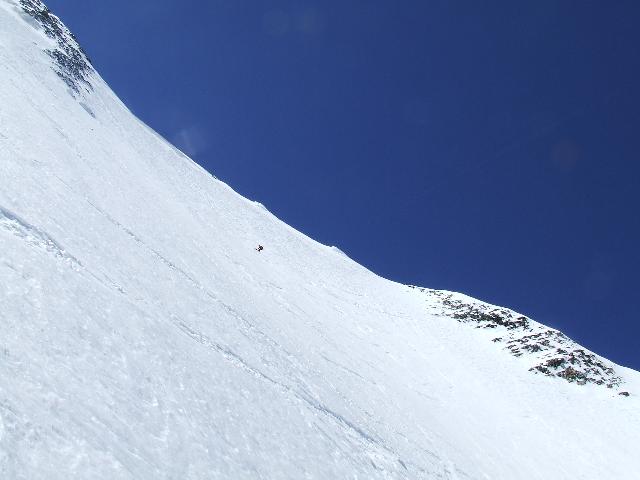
[1,1,639,478]
[410,286,626,391]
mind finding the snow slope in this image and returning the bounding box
[1,1,639,478]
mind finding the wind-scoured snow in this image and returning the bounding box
[1,1,639,478]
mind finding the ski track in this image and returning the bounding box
[173,319,417,476]
[0,204,127,294]
[0,205,81,269]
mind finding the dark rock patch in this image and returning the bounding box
[20,0,93,94]
[409,286,624,390]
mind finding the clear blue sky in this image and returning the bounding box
[45,1,640,370]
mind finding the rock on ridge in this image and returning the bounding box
[19,0,93,94]
[409,286,625,390]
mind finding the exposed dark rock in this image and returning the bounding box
[409,286,624,391]
[19,0,93,94]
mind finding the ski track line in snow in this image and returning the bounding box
[0,205,81,269]
[0,204,127,294]
[173,319,419,475]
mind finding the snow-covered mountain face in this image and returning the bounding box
[1,1,639,478]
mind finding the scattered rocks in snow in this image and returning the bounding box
[409,286,624,390]
[19,0,93,94]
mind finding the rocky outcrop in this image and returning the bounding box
[19,0,93,94]
[410,286,624,390]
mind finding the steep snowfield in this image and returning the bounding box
[1,1,639,478]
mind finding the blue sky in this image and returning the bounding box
[45,1,640,370]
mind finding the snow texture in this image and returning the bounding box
[1,1,639,478]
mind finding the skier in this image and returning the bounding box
[256,245,264,252]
